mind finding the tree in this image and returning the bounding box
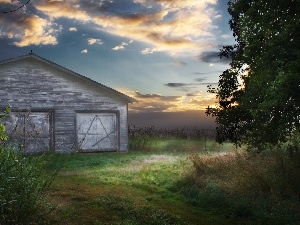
[206,0,300,150]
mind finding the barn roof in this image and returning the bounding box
[0,52,136,103]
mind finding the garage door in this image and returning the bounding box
[3,112,52,153]
[76,112,118,152]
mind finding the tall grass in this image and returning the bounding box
[128,125,219,152]
[184,144,300,224]
[0,145,54,225]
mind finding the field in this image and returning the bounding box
[43,127,300,225]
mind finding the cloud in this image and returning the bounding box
[163,80,217,95]
[198,51,232,64]
[194,71,223,75]
[112,41,130,51]
[112,45,124,51]
[186,91,201,97]
[31,0,218,55]
[69,27,77,31]
[81,49,88,53]
[194,78,207,82]
[0,0,30,13]
[141,47,161,54]
[221,34,232,39]
[88,38,103,45]
[134,92,180,101]
[165,83,190,88]
[1,0,221,54]
[120,90,216,113]
[173,61,186,66]
[0,11,61,47]
[214,14,222,19]
[0,2,87,47]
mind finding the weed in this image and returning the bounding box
[186,146,300,224]
[96,195,186,225]
[0,145,54,225]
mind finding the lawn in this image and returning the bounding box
[45,139,237,225]
[44,135,300,225]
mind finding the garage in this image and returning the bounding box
[0,53,135,153]
[76,112,118,152]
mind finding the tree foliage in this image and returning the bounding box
[206,0,300,150]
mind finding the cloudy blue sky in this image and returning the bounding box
[0,0,235,129]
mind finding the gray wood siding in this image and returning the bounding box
[0,57,130,153]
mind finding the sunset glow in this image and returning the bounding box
[0,0,235,128]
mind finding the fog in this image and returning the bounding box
[128,110,216,130]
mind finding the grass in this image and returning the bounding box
[43,131,300,225]
[187,149,300,225]
[44,138,236,225]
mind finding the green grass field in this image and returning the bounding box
[44,136,300,225]
[45,139,238,225]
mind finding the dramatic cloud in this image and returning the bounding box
[0,0,11,3]
[0,11,60,47]
[121,90,216,113]
[88,38,103,45]
[24,0,218,55]
[0,0,30,13]
[81,49,88,53]
[198,51,232,64]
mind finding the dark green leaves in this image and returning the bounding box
[206,0,300,150]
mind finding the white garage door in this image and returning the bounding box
[3,112,51,153]
[76,112,118,152]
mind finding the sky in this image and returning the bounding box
[0,0,235,130]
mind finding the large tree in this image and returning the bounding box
[206,0,300,150]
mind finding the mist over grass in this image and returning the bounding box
[128,111,216,130]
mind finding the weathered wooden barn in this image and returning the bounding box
[0,53,135,153]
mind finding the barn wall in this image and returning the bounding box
[0,57,129,153]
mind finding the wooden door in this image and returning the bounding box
[76,112,118,152]
[3,112,51,153]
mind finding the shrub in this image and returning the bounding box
[0,145,53,225]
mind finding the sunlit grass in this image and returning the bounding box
[44,133,300,225]
[44,138,236,225]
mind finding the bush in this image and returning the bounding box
[0,145,53,225]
